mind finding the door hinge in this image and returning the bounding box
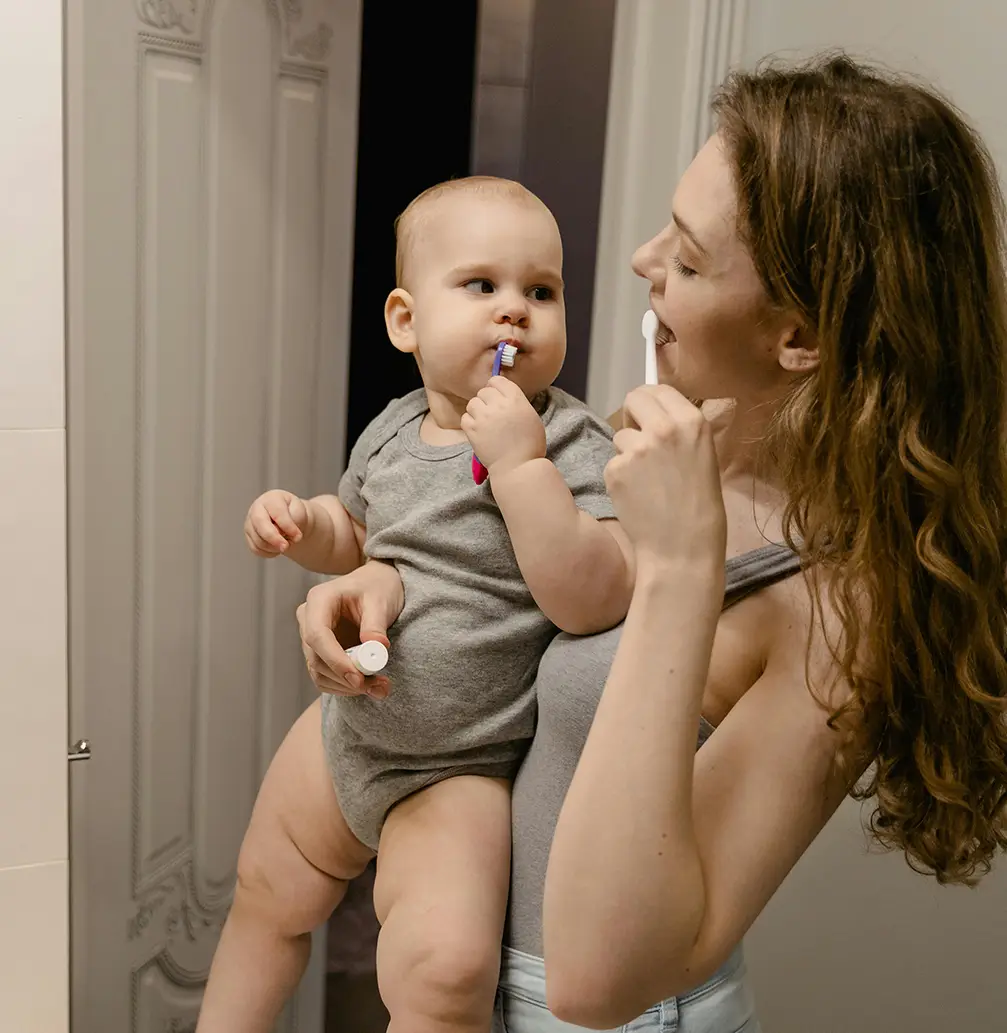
[68,739,92,762]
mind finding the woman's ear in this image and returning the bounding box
[778,323,820,375]
[385,288,418,353]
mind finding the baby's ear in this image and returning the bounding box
[385,288,417,353]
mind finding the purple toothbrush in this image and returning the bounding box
[472,340,519,484]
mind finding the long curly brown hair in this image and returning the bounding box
[713,54,1007,884]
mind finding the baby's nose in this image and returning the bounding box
[496,293,529,327]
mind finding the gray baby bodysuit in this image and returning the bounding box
[321,387,616,849]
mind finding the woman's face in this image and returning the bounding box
[632,134,800,401]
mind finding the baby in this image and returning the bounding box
[200,177,633,1032]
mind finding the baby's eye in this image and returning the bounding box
[463,279,495,294]
[528,286,553,301]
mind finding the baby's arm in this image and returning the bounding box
[244,489,365,574]
[463,378,632,635]
[286,494,366,574]
[493,463,632,635]
[249,395,402,575]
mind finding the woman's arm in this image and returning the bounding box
[543,565,848,1028]
[542,384,849,1027]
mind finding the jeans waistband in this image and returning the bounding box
[498,944,746,1009]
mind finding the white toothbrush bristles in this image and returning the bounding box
[500,343,518,368]
[642,310,659,386]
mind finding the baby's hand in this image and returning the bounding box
[461,376,547,479]
[244,489,310,557]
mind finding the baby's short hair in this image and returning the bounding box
[394,176,545,288]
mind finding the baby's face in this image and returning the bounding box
[400,195,567,401]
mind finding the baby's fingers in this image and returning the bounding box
[249,505,291,552]
[263,497,303,543]
[244,515,284,555]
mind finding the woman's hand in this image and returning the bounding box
[605,385,727,573]
[295,560,404,699]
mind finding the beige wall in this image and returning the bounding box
[592,2,1007,1031]
[0,1,69,1030]
[587,0,698,416]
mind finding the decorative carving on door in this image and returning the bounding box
[136,0,199,35]
[136,0,334,66]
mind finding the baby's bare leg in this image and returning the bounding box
[374,776,511,1033]
[197,698,373,1033]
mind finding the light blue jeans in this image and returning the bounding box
[493,946,761,1033]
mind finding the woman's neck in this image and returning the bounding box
[706,394,789,547]
[705,392,780,481]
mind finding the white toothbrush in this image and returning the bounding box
[642,309,659,385]
[498,343,518,369]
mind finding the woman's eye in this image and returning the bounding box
[672,256,697,278]
[464,279,495,294]
[528,286,554,301]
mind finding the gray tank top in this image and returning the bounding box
[506,542,803,953]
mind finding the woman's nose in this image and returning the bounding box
[631,231,664,287]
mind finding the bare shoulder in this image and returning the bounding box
[666,563,858,988]
[739,563,857,807]
[766,564,854,722]
[706,561,855,814]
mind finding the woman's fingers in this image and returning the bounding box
[622,384,701,430]
[297,593,391,699]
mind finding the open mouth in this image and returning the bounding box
[654,318,676,347]
[487,339,521,373]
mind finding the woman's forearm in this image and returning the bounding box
[543,557,724,1020]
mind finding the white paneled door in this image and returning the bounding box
[66,2,361,1030]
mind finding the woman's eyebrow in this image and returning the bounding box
[673,211,711,259]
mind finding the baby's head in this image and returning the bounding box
[385,177,567,403]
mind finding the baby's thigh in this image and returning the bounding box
[238,698,373,930]
[374,776,512,990]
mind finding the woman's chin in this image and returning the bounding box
[656,343,678,387]
[657,362,707,409]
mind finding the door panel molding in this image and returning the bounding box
[69,2,361,1029]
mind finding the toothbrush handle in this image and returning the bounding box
[645,333,659,386]
[472,340,507,484]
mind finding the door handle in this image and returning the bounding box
[68,739,92,762]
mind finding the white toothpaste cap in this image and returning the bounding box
[346,640,389,676]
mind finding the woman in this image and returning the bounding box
[298,54,1007,1031]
